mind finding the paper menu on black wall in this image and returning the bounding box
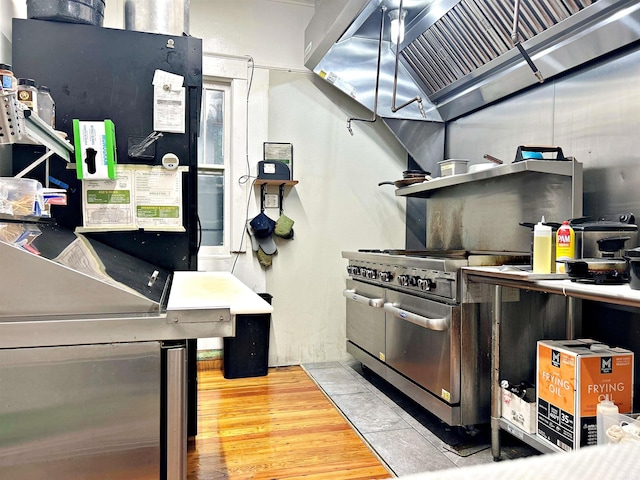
[77,164,187,233]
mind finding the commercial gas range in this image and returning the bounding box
[342,249,526,427]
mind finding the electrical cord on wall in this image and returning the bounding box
[231,55,256,274]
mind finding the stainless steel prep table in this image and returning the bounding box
[462,266,640,459]
[0,227,273,480]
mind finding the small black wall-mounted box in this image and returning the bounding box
[257,161,291,181]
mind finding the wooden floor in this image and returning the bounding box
[187,364,392,480]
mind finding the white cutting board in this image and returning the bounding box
[168,271,274,315]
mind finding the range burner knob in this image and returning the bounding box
[379,271,394,282]
[359,268,377,280]
[409,276,419,287]
[397,275,409,287]
[417,278,436,291]
[347,265,362,276]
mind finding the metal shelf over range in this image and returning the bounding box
[394,159,582,199]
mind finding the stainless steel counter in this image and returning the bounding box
[462,266,640,460]
[463,266,640,308]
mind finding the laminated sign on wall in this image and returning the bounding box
[77,164,187,233]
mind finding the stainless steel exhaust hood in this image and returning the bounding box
[305,0,640,125]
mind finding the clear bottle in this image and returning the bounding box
[555,220,575,273]
[0,63,17,92]
[596,396,619,445]
[37,85,56,128]
[533,217,552,274]
[17,78,39,113]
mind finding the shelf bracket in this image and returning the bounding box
[256,180,297,213]
[260,183,267,212]
[23,110,74,162]
[14,149,56,178]
[279,184,285,215]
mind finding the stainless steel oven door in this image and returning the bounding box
[384,289,460,405]
[344,279,385,362]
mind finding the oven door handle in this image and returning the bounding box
[343,289,385,308]
[383,302,450,331]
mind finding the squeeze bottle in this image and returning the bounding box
[596,397,619,445]
[555,220,575,273]
[533,217,552,274]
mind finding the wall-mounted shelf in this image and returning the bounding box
[394,160,580,198]
[254,179,298,212]
[254,180,298,187]
[1,92,74,178]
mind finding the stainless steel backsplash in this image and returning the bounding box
[446,43,640,238]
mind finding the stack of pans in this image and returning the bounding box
[378,169,431,188]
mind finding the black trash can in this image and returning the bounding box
[223,293,272,379]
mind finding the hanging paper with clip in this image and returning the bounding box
[152,69,186,133]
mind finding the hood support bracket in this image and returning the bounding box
[512,0,544,83]
[347,6,386,135]
[391,0,426,118]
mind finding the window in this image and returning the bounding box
[198,81,231,253]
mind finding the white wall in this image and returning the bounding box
[6,0,408,365]
[187,0,408,365]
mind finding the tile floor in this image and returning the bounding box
[302,359,537,478]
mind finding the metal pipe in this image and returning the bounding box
[391,0,426,117]
[490,284,503,460]
[347,7,386,135]
[511,0,544,83]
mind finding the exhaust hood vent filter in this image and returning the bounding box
[305,0,639,123]
[403,0,593,96]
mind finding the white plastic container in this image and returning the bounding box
[438,159,469,176]
[597,397,619,445]
[0,177,39,216]
[37,86,55,128]
[533,217,552,274]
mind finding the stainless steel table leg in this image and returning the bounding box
[166,346,187,480]
[491,284,503,461]
[566,296,579,340]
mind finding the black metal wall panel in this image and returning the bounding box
[12,19,202,272]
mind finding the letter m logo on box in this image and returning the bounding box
[600,356,613,374]
[552,350,561,368]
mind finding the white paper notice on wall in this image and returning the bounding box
[77,164,187,233]
[152,69,186,133]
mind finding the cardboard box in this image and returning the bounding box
[536,339,634,451]
[502,387,536,434]
[73,119,117,180]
